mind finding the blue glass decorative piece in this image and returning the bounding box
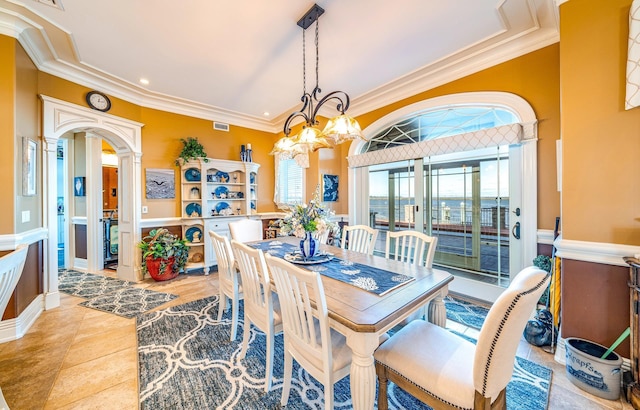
[214,186,229,199]
[184,168,201,182]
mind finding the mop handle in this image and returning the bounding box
[601,327,630,359]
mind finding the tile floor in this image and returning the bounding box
[0,270,634,409]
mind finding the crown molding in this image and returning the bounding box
[0,0,560,135]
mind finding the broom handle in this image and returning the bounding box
[601,327,630,359]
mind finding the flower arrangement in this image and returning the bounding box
[278,185,339,239]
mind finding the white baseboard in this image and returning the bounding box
[0,295,43,343]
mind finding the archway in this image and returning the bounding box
[41,96,144,310]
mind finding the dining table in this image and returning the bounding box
[253,236,454,410]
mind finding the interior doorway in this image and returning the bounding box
[41,96,144,313]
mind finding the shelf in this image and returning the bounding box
[185,242,204,247]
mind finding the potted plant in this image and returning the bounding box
[175,137,209,166]
[138,228,189,281]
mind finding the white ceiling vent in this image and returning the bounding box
[34,0,64,10]
[213,122,230,132]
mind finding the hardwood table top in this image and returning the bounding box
[272,237,454,333]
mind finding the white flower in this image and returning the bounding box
[351,277,379,291]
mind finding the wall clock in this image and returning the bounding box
[86,91,111,112]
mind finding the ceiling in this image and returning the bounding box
[0,0,559,133]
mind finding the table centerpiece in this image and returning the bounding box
[278,185,339,259]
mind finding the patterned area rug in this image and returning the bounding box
[58,269,177,319]
[137,296,551,409]
[58,269,134,298]
[444,295,490,329]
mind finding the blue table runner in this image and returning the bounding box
[251,240,414,296]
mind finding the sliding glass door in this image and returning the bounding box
[365,147,515,297]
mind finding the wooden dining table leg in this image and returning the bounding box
[427,287,448,328]
[346,331,381,410]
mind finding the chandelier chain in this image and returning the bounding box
[302,28,306,95]
[315,16,320,90]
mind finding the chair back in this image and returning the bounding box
[385,230,438,268]
[312,229,330,245]
[473,266,550,401]
[231,241,275,323]
[265,254,333,376]
[229,219,263,242]
[209,231,237,291]
[0,245,28,317]
[341,225,378,255]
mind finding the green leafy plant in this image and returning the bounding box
[138,228,189,275]
[175,137,209,166]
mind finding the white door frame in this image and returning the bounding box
[41,95,144,310]
[347,91,538,302]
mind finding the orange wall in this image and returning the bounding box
[139,108,277,217]
[15,38,40,233]
[0,36,16,234]
[560,0,640,244]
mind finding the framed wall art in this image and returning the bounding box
[22,137,37,196]
[322,174,339,202]
[146,168,175,199]
[74,177,86,197]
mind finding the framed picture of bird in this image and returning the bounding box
[146,168,175,199]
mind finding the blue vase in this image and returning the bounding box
[300,232,318,259]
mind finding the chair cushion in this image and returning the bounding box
[375,320,476,409]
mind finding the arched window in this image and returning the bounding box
[363,106,518,153]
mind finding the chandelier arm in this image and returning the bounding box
[312,90,351,119]
[283,111,311,136]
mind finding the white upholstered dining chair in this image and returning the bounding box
[209,231,243,341]
[374,266,550,410]
[340,225,378,255]
[228,219,263,242]
[385,230,438,268]
[231,240,283,392]
[264,254,353,410]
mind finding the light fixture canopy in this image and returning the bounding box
[272,3,364,157]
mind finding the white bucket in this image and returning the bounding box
[565,337,622,400]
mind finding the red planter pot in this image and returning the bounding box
[145,256,179,281]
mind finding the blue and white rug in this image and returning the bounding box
[137,296,551,409]
[444,295,490,330]
[59,269,178,318]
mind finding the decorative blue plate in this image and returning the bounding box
[251,201,256,210]
[185,202,201,217]
[215,170,230,183]
[250,173,256,184]
[250,188,256,200]
[185,168,201,182]
[214,186,229,199]
[215,201,230,213]
[185,226,203,243]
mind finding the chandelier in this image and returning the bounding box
[271,4,364,158]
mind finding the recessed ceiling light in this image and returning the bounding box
[263,112,270,116]
[139,78,149,85]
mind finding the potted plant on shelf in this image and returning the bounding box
[138,228,189,281]
[175,136,209,166]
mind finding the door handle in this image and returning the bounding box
[512,222,521,239]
